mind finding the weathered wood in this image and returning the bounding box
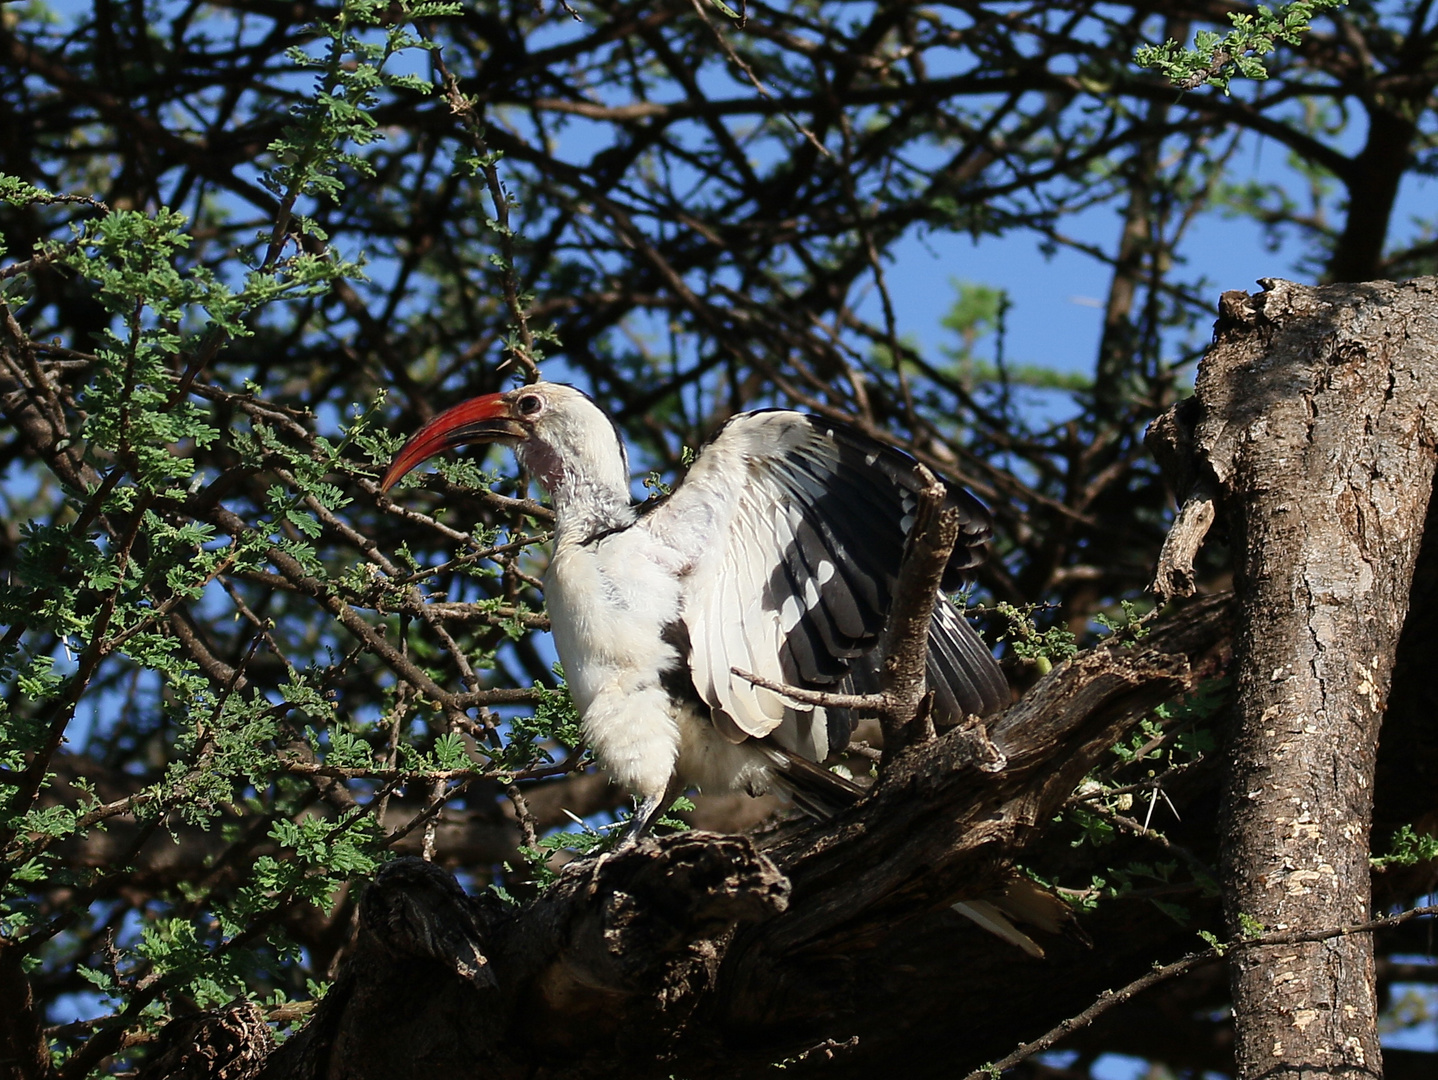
[747,639,1199,955]
[256,836,789,1080]
[138,1003,272,1080]
[1158,277,1438,1080]
[877,470,957,758]
[0,949,48,1080]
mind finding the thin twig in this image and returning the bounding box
[685,0,830,158]
[277,758,580,783]
[432,44,541,382]
[422,777,443,862]
[961,902,1438,1080]
[1077,801,1215,883]
[729,667,887,712]
[507,783,540,850]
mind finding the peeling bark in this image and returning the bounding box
[1151,277,1438,1079]
[138,1003,272,1080]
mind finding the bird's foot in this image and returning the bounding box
[616,794,664,848]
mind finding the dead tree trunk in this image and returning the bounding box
[1152,276,1438,1079]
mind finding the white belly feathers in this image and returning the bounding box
[545,527,778,802]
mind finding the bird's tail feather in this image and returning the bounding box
[762,744,867,819]
[950,901,1046,958]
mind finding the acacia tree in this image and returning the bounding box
[1,1,1436,1078]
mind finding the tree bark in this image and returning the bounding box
[1152,277,1438,1079]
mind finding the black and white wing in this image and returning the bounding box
[639,410,1008,764]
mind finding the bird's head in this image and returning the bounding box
[380,382,630,502]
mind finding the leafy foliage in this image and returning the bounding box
[1136,0,1349,93]
[0,2,571,1069]
[1371,824,1438,871]
[995,603,1078,674]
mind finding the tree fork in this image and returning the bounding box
[1150,276,1438,1078]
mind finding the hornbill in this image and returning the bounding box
[382,382,1065,954]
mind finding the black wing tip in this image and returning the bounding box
[929,598,1010,720]
[797,413,995,562]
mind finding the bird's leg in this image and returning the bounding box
[616,779,682,848]
[617,795,664,848]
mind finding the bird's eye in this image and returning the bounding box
[516,394,543,416]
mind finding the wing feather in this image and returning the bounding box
[640,410,1006,761]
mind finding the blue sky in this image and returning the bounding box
[872,129,1434,386]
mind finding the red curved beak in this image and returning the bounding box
[380,393,528,492]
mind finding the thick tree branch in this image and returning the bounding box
[877,469,959,756]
